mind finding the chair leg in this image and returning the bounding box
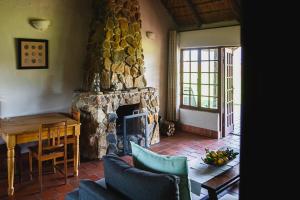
[64,156,68,185]
[29,151,33,180]
[53,158,56,174]
[38,160,42,192]
[18,154,23,183]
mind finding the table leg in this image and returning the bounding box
[7,136,16,196]
[208,189,218,200]
[74,127,79,176]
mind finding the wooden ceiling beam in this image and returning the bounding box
[186,0,202,27]
[174,8,233,17]
[168,0,222,9]
[161,0,180,26]
[229,0,240,22]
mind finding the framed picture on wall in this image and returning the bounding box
[17,38,48,69]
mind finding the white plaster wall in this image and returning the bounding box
[180,109,219,131]
[179,26,240,48]
[179,26,241,131]
[139,0,176,119]
[0,0,92,118]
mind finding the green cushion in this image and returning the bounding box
[130,142,191,200]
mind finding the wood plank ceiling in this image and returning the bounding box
[161,0,240,29]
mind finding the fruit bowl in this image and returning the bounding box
[202,148,239,166]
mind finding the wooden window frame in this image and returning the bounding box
[180,47,221,113]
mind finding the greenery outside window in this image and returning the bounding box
[181,48,219,111]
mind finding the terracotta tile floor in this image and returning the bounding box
[0,132,240,200]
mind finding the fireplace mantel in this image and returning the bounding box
[72,87,160,159]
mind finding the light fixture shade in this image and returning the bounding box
[30,19,51,31]
[146,31,156,40]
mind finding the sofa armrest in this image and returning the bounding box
[79,180,124,200]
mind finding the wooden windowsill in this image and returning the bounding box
[180,105,220,113]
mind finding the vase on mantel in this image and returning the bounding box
[91,73,102,94]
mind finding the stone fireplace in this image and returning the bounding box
[72,0,160,159]
[72,88,159,159]
[83,0,147,91]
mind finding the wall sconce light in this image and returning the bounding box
[146,31,156,40]
[29,19,51,31]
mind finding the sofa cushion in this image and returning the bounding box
[95,178,107,189]
[103,155,180,200]
[130,142,191,200]
[65,189,79,200]
[79,179,124,200]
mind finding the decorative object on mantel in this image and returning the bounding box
[17,38,48,69]
[29,19,51,31]
[91,73,103,94]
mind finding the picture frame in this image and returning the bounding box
[17,38,48,69]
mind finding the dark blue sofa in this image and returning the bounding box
[65,178,124,200]
[65,155,180,200]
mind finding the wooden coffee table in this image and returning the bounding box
[188,158,240,200]
[201,164,239,200]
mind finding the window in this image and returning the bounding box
[181,48,219,111]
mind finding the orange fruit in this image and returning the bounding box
[217,158,225,165]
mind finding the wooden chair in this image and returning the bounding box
[54,109,80,168]
[29,121,68,191]
[70,109,80,166]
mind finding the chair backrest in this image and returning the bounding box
[70,107,80,123]
[39,121,67,156]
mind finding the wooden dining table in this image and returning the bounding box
[0,113,81,196]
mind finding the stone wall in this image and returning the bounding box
[72,87,160,159]
[84,0,146,91]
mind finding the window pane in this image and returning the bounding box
[191,50,198,61]
[210,73,218,84]
[183,62,190,72]
[191,62,198,72]
[201,73,209,84]
[201,61,209,72]
[191,73,198,84]
[201,49,209,60]
[191,84,198,96]
[183,73,190,83]
[201,85,209,96]
[210,61,218,72]
[191,96,198,107]
[210,97,218,109]
[183,95,190,105]
[201,96,209,108]
[210,49,218,60]
[183,84,190,94]
[183,50,190,61]
[210,85,218,97]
